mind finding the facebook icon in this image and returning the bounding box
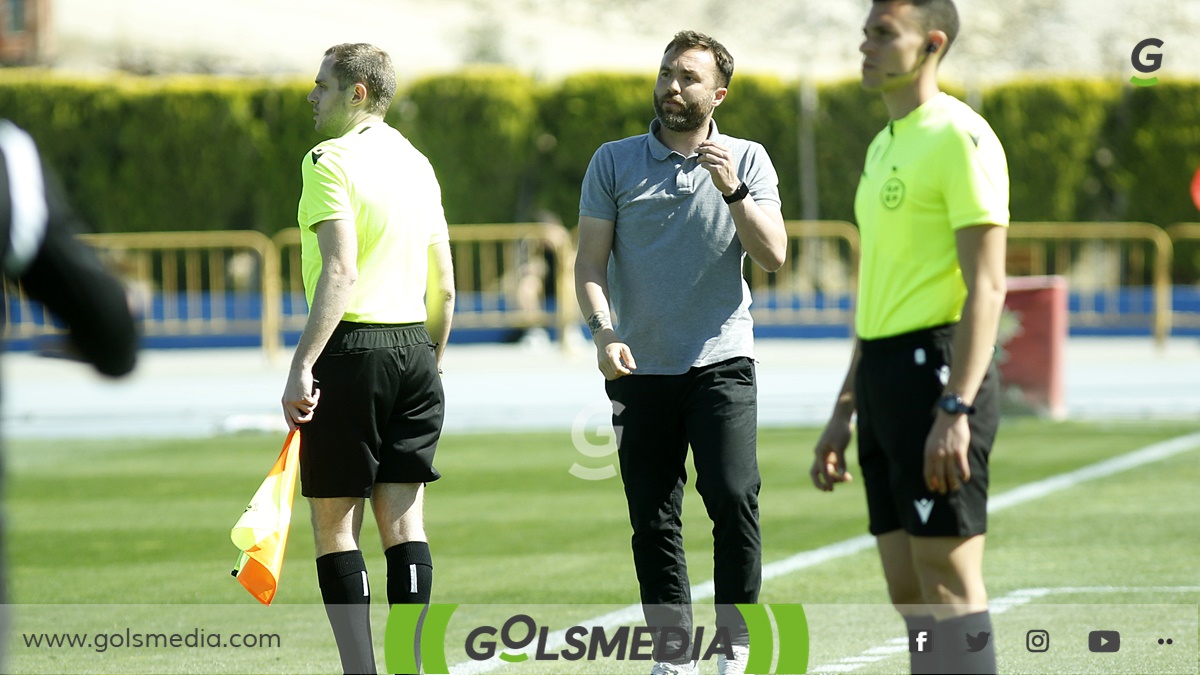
[909,629,933,653]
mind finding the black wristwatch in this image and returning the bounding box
[936,393,976,416]
[722,181,750,204]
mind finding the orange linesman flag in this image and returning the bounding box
[230,429,301,605]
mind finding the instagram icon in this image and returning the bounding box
[1026,629,1050,652]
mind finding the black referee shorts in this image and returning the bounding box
[300,322,444,499]
[856,323,1000,538]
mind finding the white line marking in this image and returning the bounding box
[987,432,1200,512]
[863,645,908,655]
[840,655,888,663]
[1012,586,1200,595]
[864,638,907,653]
[450,432,1200,675]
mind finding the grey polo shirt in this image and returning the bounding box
[579,118,781,375]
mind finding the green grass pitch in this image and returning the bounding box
[4,419,1198,673]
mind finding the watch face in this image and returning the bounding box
[939,395,965,414]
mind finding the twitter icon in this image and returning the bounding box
[966,631,991,653]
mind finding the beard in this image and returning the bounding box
[654,92,714,132]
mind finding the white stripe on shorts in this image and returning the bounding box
[409,563,418,593]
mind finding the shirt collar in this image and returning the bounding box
[648,118,721,160]
[890,92,948,134]
[343,119,381,137]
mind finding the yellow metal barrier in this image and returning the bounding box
[1008,222,1172,345]
[273,222,578,349]
[745,220,860,329]
[3,231,281,356]
[1166,223,1200,332]
[5,222,1177,355]
[1166,223,1200,242]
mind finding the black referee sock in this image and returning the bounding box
[938,611,996,674]
[316,550,376,675]
[385,543,433,675]
[385,541,433,607]
[904,615,938,674]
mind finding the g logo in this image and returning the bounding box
[569,400,623,480]
[881,177,905,209]
[1130,38,1163,87]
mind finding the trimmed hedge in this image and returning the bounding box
[1,70,1198,240]
[1111,81,1200,227]
[536,72,656,226]
[244,81,324,239]
[396,68,539,224]
[981,79,1122,222]
[0,72,320,234]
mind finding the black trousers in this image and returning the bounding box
[605,356,762,655]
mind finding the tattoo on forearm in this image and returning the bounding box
[587,311,612,336]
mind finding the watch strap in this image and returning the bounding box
[722,181,750,204]
[937,393,977,416]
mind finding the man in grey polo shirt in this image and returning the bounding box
[574,30,787,675]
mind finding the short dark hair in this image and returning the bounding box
[323,43,398,116]
[664,30,734,88]
[875,0,960,56]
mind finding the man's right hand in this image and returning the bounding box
[597,340,636,380]
[810,414,854,492]
[282,367,320,430]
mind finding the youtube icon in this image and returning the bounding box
[1089,630,1120,653]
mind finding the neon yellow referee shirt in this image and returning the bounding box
[854,92,1009,340]
[297,121,450,324]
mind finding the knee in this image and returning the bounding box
[381,522,426,550]
[625,488,685,536]
[311,527,358,558]
[919,579,955,606]
[916,568,986,607]
[309,501,362,556]
[629,510,682,539]
[698,476,760,516]
[887,579,925,609]
[376,514,425,551]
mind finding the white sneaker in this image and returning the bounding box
[718,644,751,675]
[650,660,699,675]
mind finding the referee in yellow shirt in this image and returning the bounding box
[281,43,455,675]
[810,2,1007,673]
